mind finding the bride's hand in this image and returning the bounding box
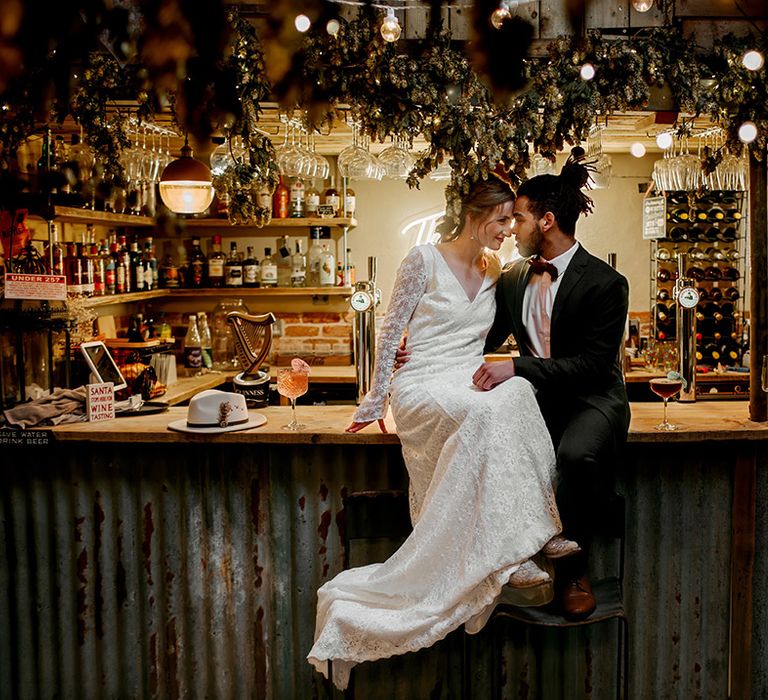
[346,419,389,433]
[472,360,516,391]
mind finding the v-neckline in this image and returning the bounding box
[433,246,489,304]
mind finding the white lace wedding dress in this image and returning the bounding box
[308,244,561,689]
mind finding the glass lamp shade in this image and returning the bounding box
[159,143,215,214]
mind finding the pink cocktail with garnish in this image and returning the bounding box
[277,358,311,430]
[649,377,683,431]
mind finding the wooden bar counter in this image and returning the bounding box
[3,401,768,699]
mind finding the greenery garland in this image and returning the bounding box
[0,9,765,228]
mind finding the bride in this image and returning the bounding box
[308,175,578,689]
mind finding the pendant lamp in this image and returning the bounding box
[159,136,215,214]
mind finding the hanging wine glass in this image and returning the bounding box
[378,137,415,180]
[338,122,379,180]
[528,152,557,178]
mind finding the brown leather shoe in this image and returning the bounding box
[559,575,596,620]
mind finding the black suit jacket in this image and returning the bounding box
[484,244,631,442]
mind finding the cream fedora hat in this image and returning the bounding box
[168,389,267,434]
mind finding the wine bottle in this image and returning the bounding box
[719,339,740,365]
[207,235,226,287]
[685,266,705,282]
[708,287,723,302]
[656,247,672,261]
[656,288,672,302]
[695,286,709,301]
[703,266,722,281]
[656,267,677,283]
[654,303,674,323]
[188,236,207,288]
[707,206,725,222]
[723,286,740,301]
[720,266,740,281]
[668,226,688,242]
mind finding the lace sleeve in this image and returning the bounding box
[352,247,429,422]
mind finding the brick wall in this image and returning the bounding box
[273,311,353,364]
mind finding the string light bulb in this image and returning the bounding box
[295,14,311,33]
[580,63,595,80]
[656,132,673,150]
[630,142,647,158]
[631,0,654,11]
[491,4,511,29]
[742,50,765,71]
[326,19,340,36]
[380,8,401,43]
[738,121,758,144]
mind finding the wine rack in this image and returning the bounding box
[650,190,747,367]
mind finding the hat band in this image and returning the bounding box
[186,417,249,429]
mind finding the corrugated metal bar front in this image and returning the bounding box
[0,438,758,698]
[753,449,768,698]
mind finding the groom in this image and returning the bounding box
[471,162,630,619]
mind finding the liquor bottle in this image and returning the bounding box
[91,241,106,296]
[158,243,178,289]
[184,314,203,370]
[127,315,143,343]
[343,186,356,217]
[336,259,344,286]
[197,312,213,370]
[188,236,207,288]
[64,242,83,295]
[112,242,127,293]
[208,235,227,287]
[276,235,292,287]
[78,242,94,296]
[260,247,277,287]
[291,240,306,287]
[345,248,356,286]
[304,182,320,216]
[255,182,273,212]
[306,227,323,286]
[289,178,305,218]
[128,239,145,292]
[105,242,117,295]
[43,223,64,275]
[323,178,340,215]
[273,176,290,218]
[319,243,336,287]
[243,246,260,287]
[144,237,158,291]
[225,241,243,287]
[117,235,132,293]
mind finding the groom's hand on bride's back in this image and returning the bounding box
[472,360,516,391]
[393,336,410,370]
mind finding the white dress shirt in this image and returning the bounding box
[522,242,580,358]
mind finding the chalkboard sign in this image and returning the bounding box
[643,196,667,240]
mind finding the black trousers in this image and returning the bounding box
[544,402,619,568]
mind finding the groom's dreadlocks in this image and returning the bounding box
[517,149,595,236]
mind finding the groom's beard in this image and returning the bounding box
[518,222,545,258]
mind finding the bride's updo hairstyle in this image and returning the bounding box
[516,149,594,236]
[437,176,515,243]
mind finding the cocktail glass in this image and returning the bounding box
[649,377,683,431]
[277,365,309,430]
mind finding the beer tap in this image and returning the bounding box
[350,256,380,404]
[674,252,699,402]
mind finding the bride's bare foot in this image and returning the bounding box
[541,535,581,559]
[508,559,551,589]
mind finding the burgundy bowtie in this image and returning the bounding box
[527,256,559,281]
